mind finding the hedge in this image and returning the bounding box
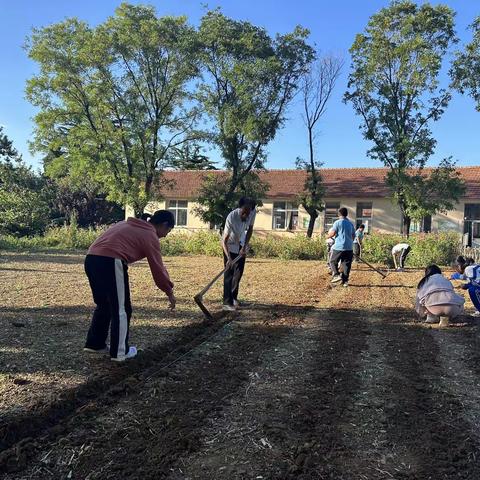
[0,225,461,267]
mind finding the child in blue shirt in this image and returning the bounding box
[451,256,480,317]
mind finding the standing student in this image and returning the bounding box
[84,211,176,362]
[222,198,256,311]
[416,265,464,324]
[327,207,355,287]
[353,224,365,260]
[451,256,480,317]
[392,242,411,271]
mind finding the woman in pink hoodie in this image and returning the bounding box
[84,210,175,362]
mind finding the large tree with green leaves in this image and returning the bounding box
[451,17,480,110]
[344,0,460,236]
[194,10,314,226]
[26,3,199,216]
[297,55,343,238]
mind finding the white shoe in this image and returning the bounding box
[233,300,241,308]
[342,282,349,288]
[396,268,405,272]
[111,346,138,362]
[84,346,109,354]
[222,304,236,312]
[472,311,480,317]
[331,275,342,283]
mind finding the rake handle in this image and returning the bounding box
[357,256,387,278]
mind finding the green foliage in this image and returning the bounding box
[194,171,268,227]
[195,10,314,224]
[361,232,461,267]
[26,3,199,214]
[165,143,217,170]
[344,0,458,235]
[451,17,480,111]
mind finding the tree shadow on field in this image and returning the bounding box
[0,266,73,274]
[349,283,416,288]
[0,253,84,265]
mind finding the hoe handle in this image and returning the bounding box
[195,255,243,299]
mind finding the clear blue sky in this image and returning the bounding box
[1,0,479,171]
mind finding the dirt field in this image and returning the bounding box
[1,252,480,479]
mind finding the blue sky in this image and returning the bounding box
[1,0,479,171]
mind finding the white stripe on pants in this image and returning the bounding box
[114,259,128,357]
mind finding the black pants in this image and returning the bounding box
[223,252,246,305]
[353,243,361,260]
[330,249,354,283]
[84,255,132,358]
[398,246,411,268]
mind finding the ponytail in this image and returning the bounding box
[417,264,442,290]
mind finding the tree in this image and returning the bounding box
[195,10,314,225]
[393,159,465,227]
[344,0,458,236]
[165,143,217,170]
[0,128,51,236]
[194,171,268,228]
[26,3,199,216]
[297,55,343,238]
[451,17,480,110]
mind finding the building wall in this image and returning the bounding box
[129,197,470,236]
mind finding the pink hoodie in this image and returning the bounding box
[88,218,173,294]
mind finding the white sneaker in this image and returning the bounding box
[343,282,349,288]
[222,304,236,312]
[472,311,480,317]
[84,346,109,354]
[111,346,138,362]
[331,275,342,283]
[233,300,241,308]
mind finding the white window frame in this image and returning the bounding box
[167,199,188,227]
[324,202,340,232]
[356,202,373,232]
[272,201,299,230]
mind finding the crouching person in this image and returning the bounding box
[84,211,176,362]
[451,256,480,317]
[416,265,464,324]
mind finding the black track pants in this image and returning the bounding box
[84,255,132,358]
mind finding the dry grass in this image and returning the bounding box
[0,252,466,427]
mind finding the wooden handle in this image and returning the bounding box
[195,255,243,299]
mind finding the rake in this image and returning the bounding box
[194,255,243,321]
[357,256,389,279]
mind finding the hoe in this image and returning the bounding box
[194,255,243,321]
[357,255,388,279]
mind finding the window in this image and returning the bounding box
[272,202,298,230]
[411,215,432,233]
[356,202,373,231]
[324,203,340,231]
[167,200,188,227]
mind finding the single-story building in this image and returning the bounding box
[128,167,480,245]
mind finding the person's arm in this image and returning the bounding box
[146,238,176,310]
[327,222,338,239]
[240,225,254,256]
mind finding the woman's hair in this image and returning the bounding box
[417,264,442,290]
[141,210,175,228]
[453,255,473,271]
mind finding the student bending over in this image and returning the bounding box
[416,265,465,324]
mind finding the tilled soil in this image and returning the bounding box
[1,254,480,479]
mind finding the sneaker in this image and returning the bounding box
[342,282,349,288]
[472,311,480,317]
[233,299,241,308]
[84,346,109,354]
[111,346,138,362]
[331,275,342,283]
[222,304,236,312]
[424,315,439,324]
[396,268,405,272]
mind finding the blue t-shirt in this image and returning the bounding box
[354,229,364,244]
[331,218,355,251]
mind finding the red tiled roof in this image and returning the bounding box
[155,167,480,200]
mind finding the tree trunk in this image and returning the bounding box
[402,214,411,238]
[306,210,318,238]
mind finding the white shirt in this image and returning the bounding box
[464,265,480,287]
[392,243,410,254]
[223,208,256,254]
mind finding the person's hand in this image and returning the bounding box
[167,292,176,310]
[225,258,233,269]
[239,245,249,257]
